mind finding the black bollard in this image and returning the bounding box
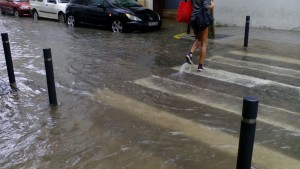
[244,16,250,47]
[43,48,58,106]
[1,33,16,87]
[236,96,258,169]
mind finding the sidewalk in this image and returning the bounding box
[179,26,300,44]
[177,25,300,60]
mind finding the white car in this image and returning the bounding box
[30,0,69,22]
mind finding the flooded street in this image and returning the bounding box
[1,15,300,169]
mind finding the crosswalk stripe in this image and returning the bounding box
[93,89,300,169]
[172,66,300,93]
[207,55,300,79]
[174,65,271,88]
[134,75,300,132]
[230,50,300,65]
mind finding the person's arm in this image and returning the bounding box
[209,0,215,9]
[204,0,214,9]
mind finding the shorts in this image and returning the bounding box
[190,19,201,37]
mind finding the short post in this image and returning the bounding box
[43,48,58,106]
[1,33,16,87]
[244,16,250,47]
[236,96,258,169]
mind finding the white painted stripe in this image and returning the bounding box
[173,65,271,88]
[93,89,300,169]
[207,55,300,79]
[172,66,300,93]
[134,76,300,132]
[230,51,300,65]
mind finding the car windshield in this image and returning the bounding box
[58,0,70,3]
[108,0,142,8]
[13,0,29,2]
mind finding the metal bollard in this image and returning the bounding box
[43,48,58,106]
[1,33,16,87]
[236,96,258,169]
[244,16,250,47]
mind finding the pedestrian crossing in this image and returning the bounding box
[207,55,300,79]
[92,50,300,168]
[94,89,300,169]
[230,50,300,65]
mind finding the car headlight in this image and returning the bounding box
[126,13,142,21]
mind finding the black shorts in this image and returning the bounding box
[190,19,200,37]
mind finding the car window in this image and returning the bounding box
[108,0,142,8]
[13,0,29,2]
[103,0,110,8]
[47,0,56,3]
[37,0,43,2]
[58,0,69,3]
[87,0,103,6]
[73,0,87,5]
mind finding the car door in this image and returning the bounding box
[42,0,57,19]
[69,0,89,24]
[85,0,107,26]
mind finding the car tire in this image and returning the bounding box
[58,12,65,23]
[33,10,39,20]
[13,9,19,17]
[67,15,76,27]
[111,20,124,33]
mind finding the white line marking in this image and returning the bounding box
[207,55,300,79]
[134,76,300,132]
[172,66,300,93]
[230,51,300,65]
[93,89,300,169]
[174,66,271,88]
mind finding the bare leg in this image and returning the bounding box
[197,27,209,64]
[189,40,200,54]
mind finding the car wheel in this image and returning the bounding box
[58,13,65,23]
[111,20,124,33]
[33,10,39,20]
[13,9,19,17]
[67,15,76,27]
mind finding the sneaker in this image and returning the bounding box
[185,54,193,64]
[197,64,204,72]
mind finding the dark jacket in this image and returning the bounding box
[191,0,210,20]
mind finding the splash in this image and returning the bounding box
[179,63,193,74]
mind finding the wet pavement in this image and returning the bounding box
[1,14,300,169]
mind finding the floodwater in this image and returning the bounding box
[1,15,300,169]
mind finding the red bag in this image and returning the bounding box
[176,0,193,24]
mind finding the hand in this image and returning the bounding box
[210,2,215,9]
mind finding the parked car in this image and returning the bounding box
[0,0,31,17]
[65,0,162,32]
[29,0,69,22]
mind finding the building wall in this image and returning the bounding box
[213,0,300,30]
[147,0,300,31]
[144,0,153,10]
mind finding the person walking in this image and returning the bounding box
[185,0,215,71]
